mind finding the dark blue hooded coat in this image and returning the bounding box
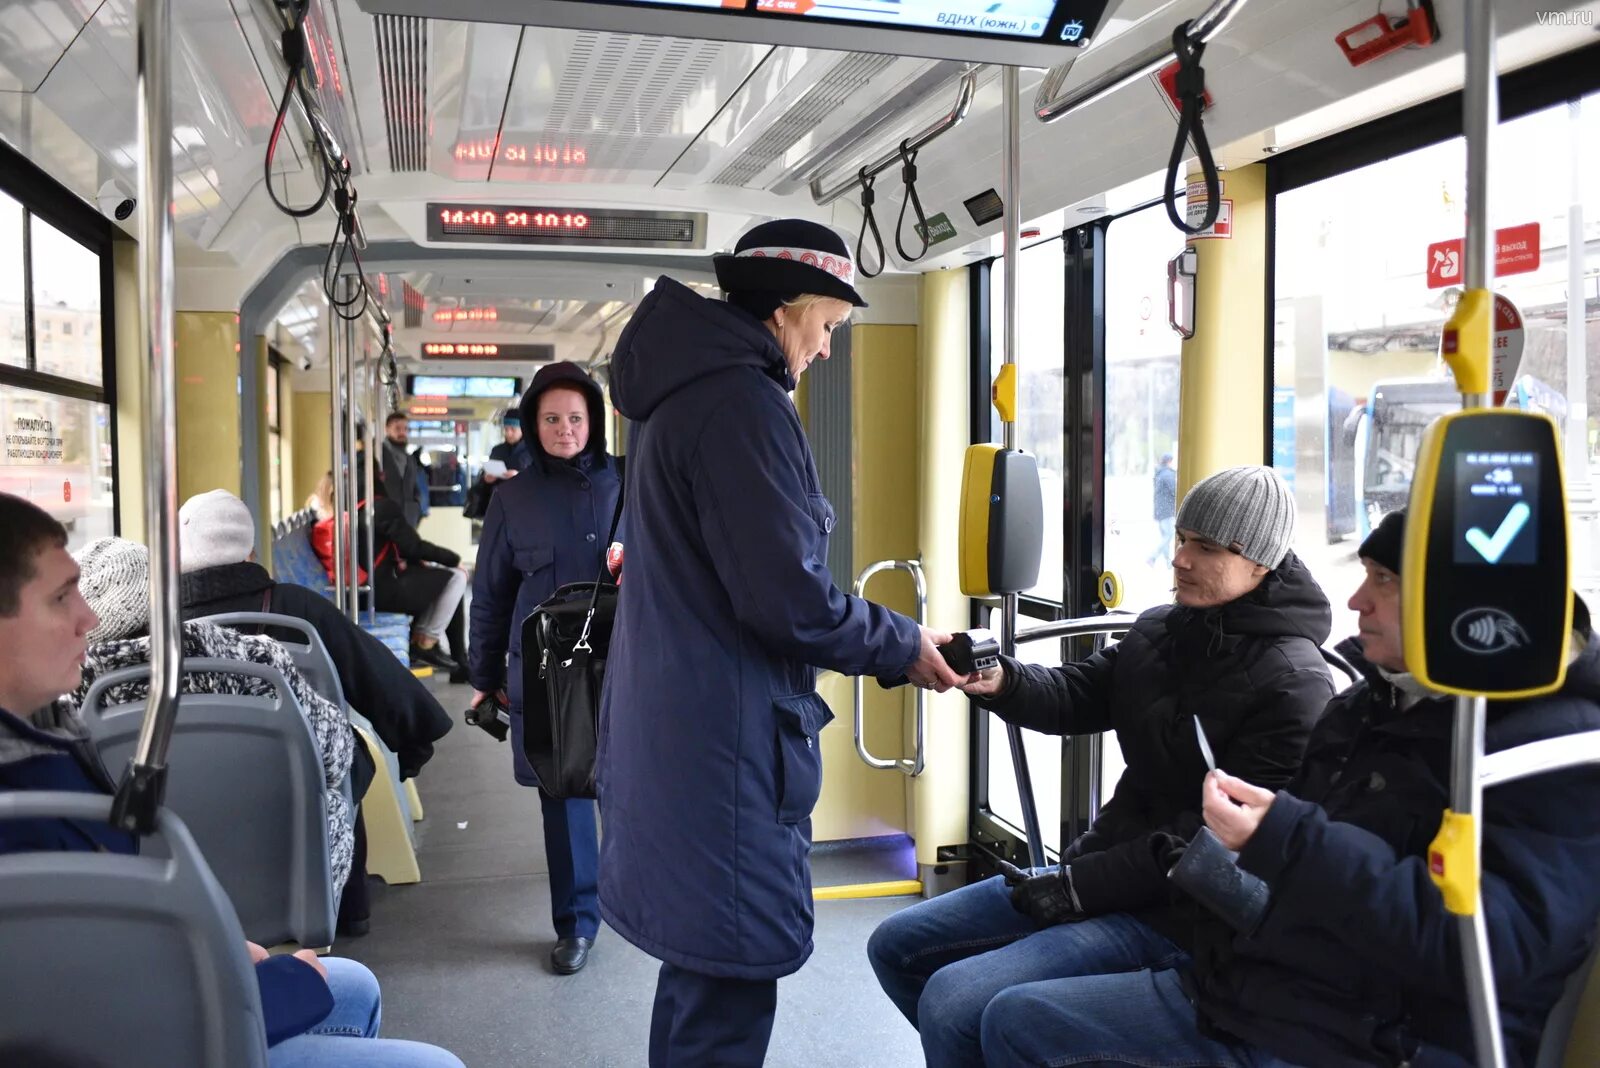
[469,362,622,787]
[597,277,921,980]
[1195,637,1600,1066]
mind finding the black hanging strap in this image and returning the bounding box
[1165,21,1221,236]
[855,168,886,280]
[894,139,931,263]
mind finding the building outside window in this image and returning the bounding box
[0,165,117,550]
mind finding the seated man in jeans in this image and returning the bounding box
[867,466,1336,1067]
[0,492,463,1068]
[976,510,1600,1068]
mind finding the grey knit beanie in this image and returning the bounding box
[1175,466,1296,568]
[74,537,150,644]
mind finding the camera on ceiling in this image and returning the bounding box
[296,353,314,372]
[96,180,136,222]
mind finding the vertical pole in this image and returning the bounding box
[343,281,360,625]
[365,339,379,627]
[1456,2,1504,1063]
[117,0,179,832]
[1565,99,1594,595]
[997,65,1046,870]
[329,302,346,614]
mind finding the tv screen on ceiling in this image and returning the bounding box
[407,375,523,399]
[355,0,1115,65]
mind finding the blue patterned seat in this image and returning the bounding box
[269,510,411,667]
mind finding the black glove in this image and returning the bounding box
[995,859,1084,927]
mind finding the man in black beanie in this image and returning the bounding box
[977,506,1600,1067]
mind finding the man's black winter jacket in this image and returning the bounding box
[978,552,1335,933]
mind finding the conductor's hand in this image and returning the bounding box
[905,627,967,692]
[470,689,508,709]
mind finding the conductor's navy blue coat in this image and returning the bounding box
[597,277,921,980]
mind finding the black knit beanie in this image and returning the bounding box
[1359,509,1406,574]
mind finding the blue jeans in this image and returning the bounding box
[980,967,1295,1067]
[269,958,464,1068]
[866,874,1188,1068]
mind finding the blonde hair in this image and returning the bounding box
[783,293,855,324]
[306,471,335,521]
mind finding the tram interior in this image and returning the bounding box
[2,0,1600,1063]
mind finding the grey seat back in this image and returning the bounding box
[192,612,347,708]
[0,791,268,1067]
[192,613,357,812]
[80,659,335,947]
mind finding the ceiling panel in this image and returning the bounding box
[484,29,768,185]
[428,20,519,183]
[0,0,97,93]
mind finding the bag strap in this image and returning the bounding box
[576,455,626,652]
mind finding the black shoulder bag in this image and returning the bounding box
[518,460,625,799]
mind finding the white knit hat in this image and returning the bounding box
[74,537,150,644]
[178,489,256,573]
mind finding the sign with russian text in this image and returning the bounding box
[1425,222,1541,288]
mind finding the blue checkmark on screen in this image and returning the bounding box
[1465,502,1531,564]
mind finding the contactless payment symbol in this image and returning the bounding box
[1464,501,1531,564]
[1452,608,1531,655]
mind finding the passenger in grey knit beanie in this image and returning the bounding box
[73,537,151,645]
[1175,465,1296,569]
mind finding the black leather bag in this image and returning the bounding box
[462,478,493,520]
[517,462,624,799]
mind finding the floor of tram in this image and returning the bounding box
[341,678,928,1067]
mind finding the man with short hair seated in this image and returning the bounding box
[975,509,1600,1068]
[0,492,463,1068]
[868,466,1337,1066]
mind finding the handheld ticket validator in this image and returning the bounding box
[1402,409,1571,699]
[939,629,1000,676]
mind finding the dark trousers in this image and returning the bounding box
[648,962,778,1067]
[336,809,370,927]
[540,789,599,940]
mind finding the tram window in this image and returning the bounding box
[28,216,102,388]
[982,606,1064,855]
[0,383,115,551]
[1273,92,1600,603]
[1,192,23,370]
[990,238,1066,601]
[1103,203,1185,611]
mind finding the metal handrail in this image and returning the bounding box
[114,0,179,835]
[852,560,928,776]
[1015,614,1137,646]
[1480,731,1600,790]
[811,67,979,207]
[1034,0,1250,124]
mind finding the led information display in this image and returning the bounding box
[418,343,555,360]
[426,203,703,248]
